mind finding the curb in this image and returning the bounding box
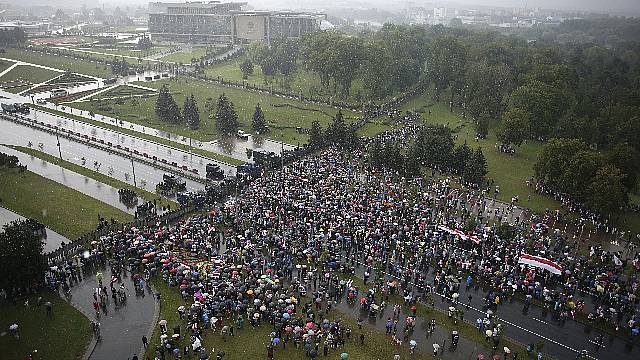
[137,282,160,359]
[64,296,97,360]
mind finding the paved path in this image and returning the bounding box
[0,206,70,252]
[68,266,156,360]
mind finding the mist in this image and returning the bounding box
[4,0,640,15]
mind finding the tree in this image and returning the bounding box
[0,219,46,294]
[534,138,589,189]
[111,58,130,76]
[607,143,639,191]
[508,80,565,139]
[413,126,454,169]
[215,94,239,135]
[239,59,254,79]
[183,94,200,130]
[451,142,472,174]
[308,120,324,149]
[325,110,347,146]
[465,61,513,137]
[560,150,604,201]
[463,148,488,185]
[497,107,531,147]
[251,104,268,134]
[586,165,628,215]
[426,35,467,102]
[155,85,181,124]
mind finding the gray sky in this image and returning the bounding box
[5,0,640,14]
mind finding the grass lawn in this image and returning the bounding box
[2,48,112,78]
[30,105,243,166]
[357,117,395,138]
[0,65,60,85]
[0,292,92,360]
[160,47,208,64]
[399,90,640,233]
[0,59,15,73]
[0,167,133,239]
[204,56,372,104]
[4,85,30,94]
[11,146,178,209]
[73,76,361,145]
[146,279,429,360]
[89,85,156,100]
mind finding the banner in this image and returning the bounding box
[518,254,562,275]
[438,225,481,244]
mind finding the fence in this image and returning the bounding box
[44,205,195,265]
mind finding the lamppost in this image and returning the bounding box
[130,156,137,187]
[55,130,62,160]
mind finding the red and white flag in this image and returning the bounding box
[437,225,481,244]
[518,254,562,275]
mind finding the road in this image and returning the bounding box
[345,255,637,360]
[0,144,141,214]
[24,107,238,176]
[0,118,206,195]
[68,266,156,360]
[42,102,295,163]
[0,206,71,252]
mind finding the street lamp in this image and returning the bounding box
[55,130,62,160]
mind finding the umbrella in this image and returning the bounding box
[409,340,417,346]
[340,353,349,360]
[503,347,510,354]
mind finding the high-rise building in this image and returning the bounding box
[149,1,325,44]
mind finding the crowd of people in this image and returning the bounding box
[40,126,640,359]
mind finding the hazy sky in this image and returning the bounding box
[6,0,640,14]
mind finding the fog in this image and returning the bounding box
[4,0,640,14]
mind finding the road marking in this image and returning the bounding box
[532,317,548,325]
[350,257,598,360]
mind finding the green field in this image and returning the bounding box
[4,85,30,94]
[90,85,156,100]
[0,65,60,85]
[0,167,133,239]
[1,48,112,78]
[73,77,361,145]
[0,59,15,74]
[356,117,395,137]
[160,47,208,64]
[398,90,640,233]
[12,146,177,209]
[204,56,377,104]
[0,293,91,360]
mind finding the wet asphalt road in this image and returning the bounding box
[68,266,155,360]
[0,118,206,194]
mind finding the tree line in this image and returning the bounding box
[368,126,487,185]
[155,85,268,135]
